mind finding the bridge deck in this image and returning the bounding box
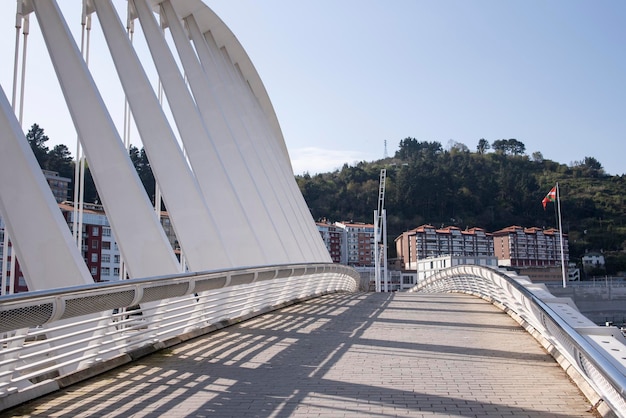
[2,293,594,417]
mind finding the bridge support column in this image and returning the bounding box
[130,0,268,267]
[0,86,91,290]
[31,0,180,279]
[92,0,232,271]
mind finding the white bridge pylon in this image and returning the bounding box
[0,0,330,292]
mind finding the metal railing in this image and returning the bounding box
[410,265,626,418]
[0,262,358,411]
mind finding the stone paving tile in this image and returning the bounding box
[1,292,596,417]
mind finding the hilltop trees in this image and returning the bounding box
[491,138,526,155]
[304,137,542,235]
[297,136,624,268]
[25,123,100,202]
[26,123,50,165]
[46,144,74,179]
[395,138,443,161]
[476,138,490,154]
[571,156,604,178]
[128,145,156,202]
[25,123,163,205]
[26,123,73,178]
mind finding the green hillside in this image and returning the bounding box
[24,124,626,274]
[296,138,626,274]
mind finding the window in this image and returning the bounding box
[90,266,98,276]
[103,227,111,237]
[91,240,99,249]
[91,253,98,263]
[102,254,110,263]
[114,255,120,264]
[102,241,111,250]
[101,267,110,276]
[92,226,99,236]
[114,267,120,276]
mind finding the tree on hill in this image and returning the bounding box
[26,124,74,178]
[26,123,50,167]
[46,144,74,179]
[447,140,469,153]
[571,156,605,178]
[491,138,525,155]
[395,137,443,161]
[476,138,490,154]
[129,145,156,204]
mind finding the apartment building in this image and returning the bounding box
[492,226,568,268]
[316,221,375,267]
[58,202,122,283]
[0,203,117,292]
[395,225,494,270]
[316,222,343,263]
[42,169,72,203]
[334,222,375,267]
[1,169,71,292]
[1,203,180,293]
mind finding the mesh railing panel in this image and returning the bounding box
[256,270,277,281]
[275,268,293,279]
[140,283,189,303]
[0,304,54,333]
[229,272,255,287]
[60,290,136,320]
[193,276,228,292]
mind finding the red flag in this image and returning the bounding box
[542,186,556,209]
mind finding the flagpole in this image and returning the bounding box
[556,182,567,288]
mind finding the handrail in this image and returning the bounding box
[410,265,626,417]
[0,262,358,411]
[0,263,358,333]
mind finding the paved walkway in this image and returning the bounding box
[2,293,594,417]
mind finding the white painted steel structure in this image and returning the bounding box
[0,0,331,294]
[411,266,626,418]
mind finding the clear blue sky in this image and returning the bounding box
[1,1,625,176]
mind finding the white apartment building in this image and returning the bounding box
[582,251,605,271]
[391,270,418,291]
